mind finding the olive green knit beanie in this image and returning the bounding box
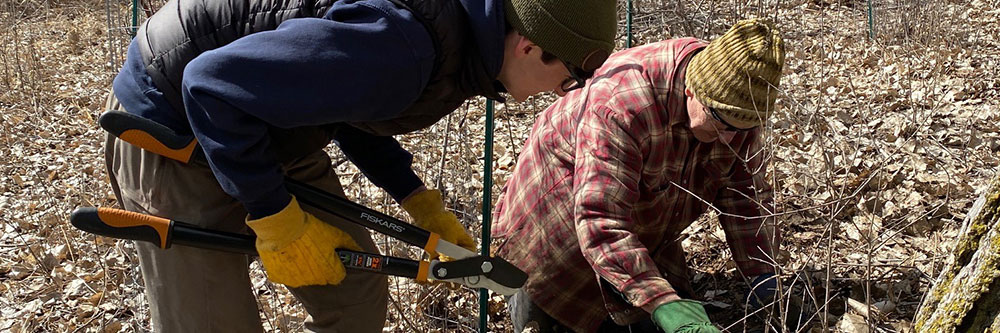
[503,0,618,72]
[685,18,786,128]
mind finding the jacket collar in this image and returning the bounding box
[669,43,704,127]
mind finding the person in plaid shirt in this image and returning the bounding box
[492,19,786,332]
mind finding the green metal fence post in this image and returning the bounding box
[626,0,633,48]
[479,99,495,332]
[478,1,632,328]
[867,0,875,39]
[131,0,138,36]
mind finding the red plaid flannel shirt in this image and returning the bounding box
[492,38,780,332]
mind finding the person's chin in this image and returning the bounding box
[506,91,527,103]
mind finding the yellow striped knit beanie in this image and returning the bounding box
[685,18,786,128]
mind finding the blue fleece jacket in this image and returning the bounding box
[112,0,505,218]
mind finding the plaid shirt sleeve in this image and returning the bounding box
[716,131,780,277]
[572,92,680,309]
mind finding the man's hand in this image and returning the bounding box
[401,189,476,256]
[247,196,361,287]
[652,300,720,333]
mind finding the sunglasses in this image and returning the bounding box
[706,106,756,132]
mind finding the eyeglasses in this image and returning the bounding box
[554,49,610,93]
[706,106,756,132]
[558,59,589,93]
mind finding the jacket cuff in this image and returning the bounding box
[246,196,306,244]
[619,271,681,309]
[642,293,683,313]
[244,185,292,219]
[386,172,425,203]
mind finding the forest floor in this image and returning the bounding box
[1,0,998,331]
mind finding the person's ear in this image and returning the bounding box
[514,35,536,57]
[684,88,694,97]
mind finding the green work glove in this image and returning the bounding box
[652,300,720,333]
[401,189,476,257]
[247,196,361,287]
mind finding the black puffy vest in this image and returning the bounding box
[135,0,502,160]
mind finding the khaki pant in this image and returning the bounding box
[104,93,388,332]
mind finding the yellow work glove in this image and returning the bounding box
[246,196,361,287]
[401,189,476,257]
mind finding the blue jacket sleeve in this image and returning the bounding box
[181,0,436,218]
[333,125,424,202]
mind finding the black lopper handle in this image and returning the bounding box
[70,207,256,254]
[99,110,199,164]
[285,178,437,251]
[71,207,175,249]
[70,207,423,278]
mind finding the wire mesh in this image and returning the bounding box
[103,0,129,76]
[103,0,166,75]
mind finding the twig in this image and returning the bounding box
[387,289,421,332]
[435,112,453,190]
